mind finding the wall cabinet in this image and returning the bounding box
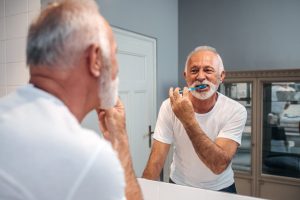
[220,70,300,200]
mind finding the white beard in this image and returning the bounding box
[190,79,220,100]
[98,69,119,109]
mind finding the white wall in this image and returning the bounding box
[0,0,40,97]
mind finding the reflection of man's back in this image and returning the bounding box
[271,126,287,153]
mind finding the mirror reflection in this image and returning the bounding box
[263,82,300,178]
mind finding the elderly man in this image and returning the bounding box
[142,46,247,193]
[0,0,142,199]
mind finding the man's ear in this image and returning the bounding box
[220,71,225,83]
[183,70,187,80]
[86,44,102,77]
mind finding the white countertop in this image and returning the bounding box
[138,178,264,200]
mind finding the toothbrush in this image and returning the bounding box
[179,84,207,94]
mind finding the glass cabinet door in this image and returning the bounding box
[262,82,300,178]
[219,82,252,173]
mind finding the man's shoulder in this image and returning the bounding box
[159,98,172,110]
[162,98,171,105]
[218,93,246,111]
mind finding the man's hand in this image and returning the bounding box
[169,87,195,126]
[97,98,127,146]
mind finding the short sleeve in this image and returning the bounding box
[153,99,175,144]
[217,106,247,145]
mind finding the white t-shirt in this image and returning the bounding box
[153,92,247,190]
[0,84,125,200]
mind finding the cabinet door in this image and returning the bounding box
[219,82,252,173]
[262,82,300,179]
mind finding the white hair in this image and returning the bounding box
[26,0,110,68]
[184,45,224,75]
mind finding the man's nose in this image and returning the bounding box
[196,70,206,81]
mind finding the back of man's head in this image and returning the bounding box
[26,0,110,69]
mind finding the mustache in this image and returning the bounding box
[191,80,214,87]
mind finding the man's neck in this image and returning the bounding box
[190,92,218,114]
[29,67,95,122]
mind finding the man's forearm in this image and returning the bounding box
[142,162,163,181]
[114,133,143,200]
[142,139,170,181]
[122,153,143,200]
[182,120,231,174]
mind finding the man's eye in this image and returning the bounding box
[205,68,214,73]
[190,68,199,73]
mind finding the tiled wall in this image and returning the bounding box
[0,0,40,97]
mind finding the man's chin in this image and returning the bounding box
[191,90,215,100]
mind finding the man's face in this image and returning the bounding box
[98,23,119,109]
[184,50,223,100]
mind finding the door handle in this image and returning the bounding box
[148,125,154,147]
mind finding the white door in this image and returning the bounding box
[81,27,156,177]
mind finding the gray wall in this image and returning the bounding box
[96,0,178,108]
[42,0,178,110]
[179,0,300,87]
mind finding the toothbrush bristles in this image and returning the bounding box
[179,84,207,94]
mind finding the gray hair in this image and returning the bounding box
[26,0,110,68]
[184,46,224,75]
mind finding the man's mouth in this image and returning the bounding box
[194,84,209,90]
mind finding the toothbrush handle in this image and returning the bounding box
[179,88,192,94]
